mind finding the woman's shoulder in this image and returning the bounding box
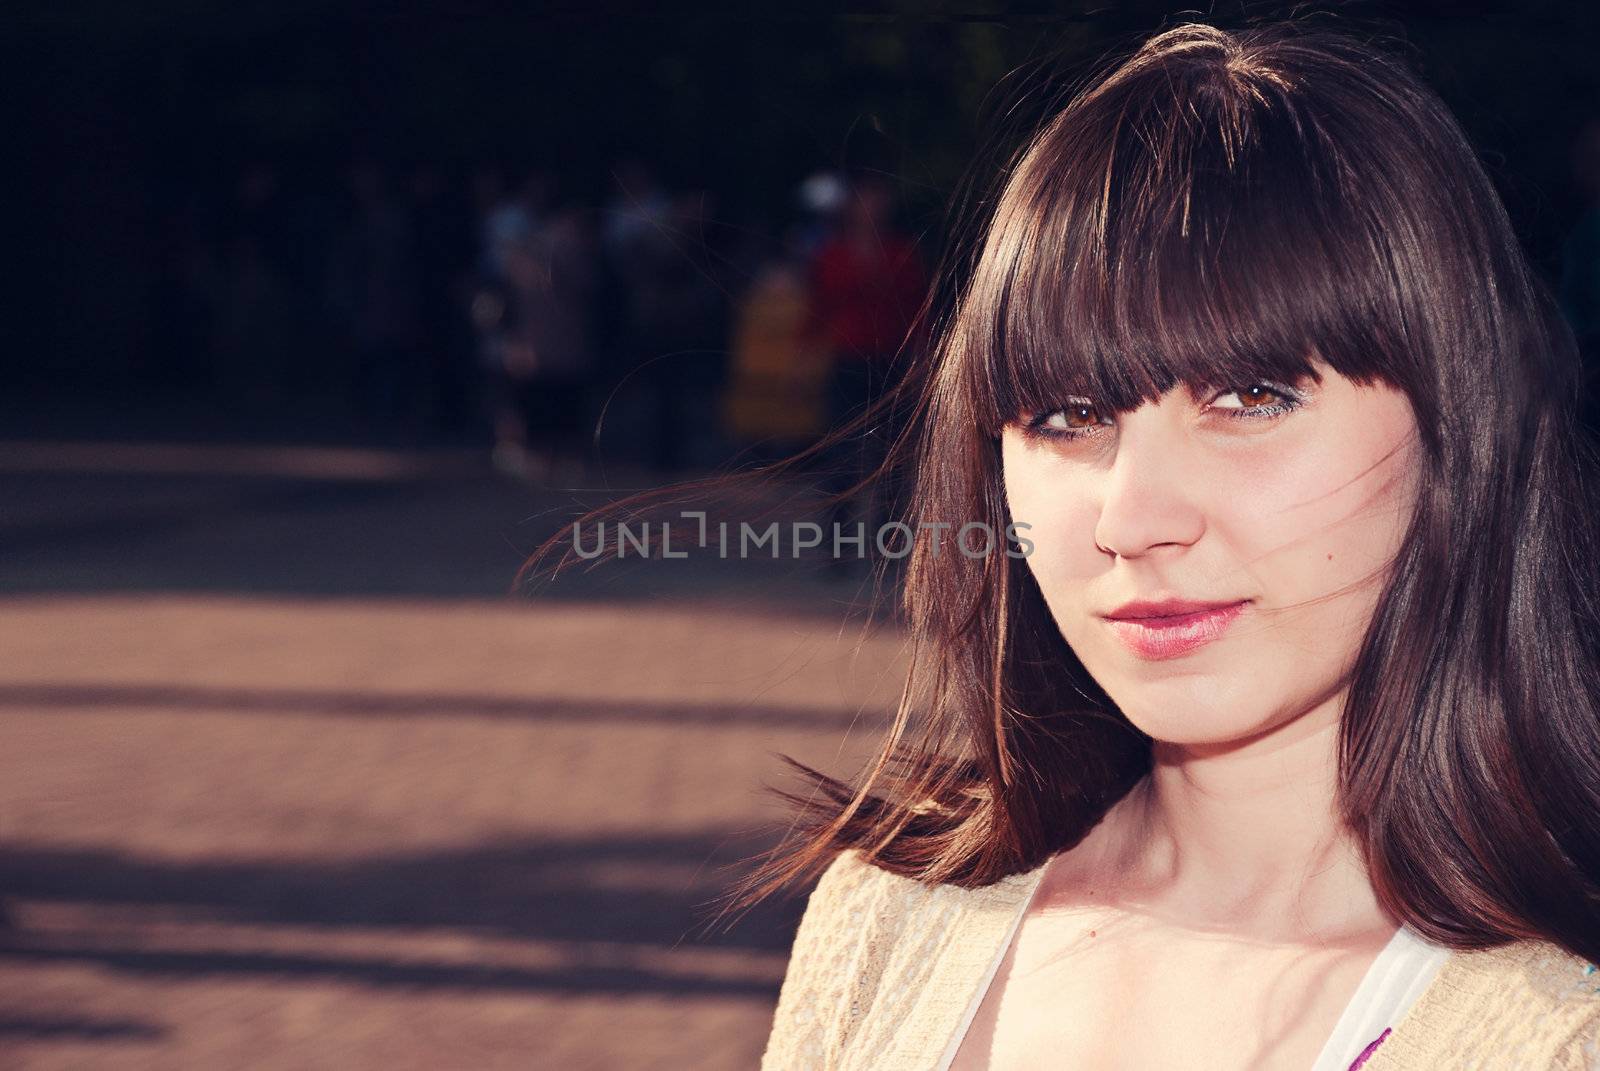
[801,846,893,909]
[1371,936,1600,1070]
[801,845,944,909]
[784,846,1045,945]
[757,849,912,1071]
[760,848,1048,1071]
[763,848,950,1002]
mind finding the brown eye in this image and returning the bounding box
[1207,380,1308,425]
[1021,397,1114,441]
[1059,401,1101,428]
[1212,383,1290,411]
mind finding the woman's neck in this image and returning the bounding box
[1092,688,1394,945]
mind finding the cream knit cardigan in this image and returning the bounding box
[760,848,1600,1070]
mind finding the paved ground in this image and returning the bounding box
[0,442,909,1069]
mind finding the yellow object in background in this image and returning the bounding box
[722,263,831,444]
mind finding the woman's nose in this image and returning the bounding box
[1089,414,1205,559]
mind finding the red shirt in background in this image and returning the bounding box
[808,234,929,362]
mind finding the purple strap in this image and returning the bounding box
[1347,1026,1392,1070]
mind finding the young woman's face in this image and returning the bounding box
[1000,362,1421,747]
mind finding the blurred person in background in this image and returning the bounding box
[470,161,511,280]
[721,210,832,463]
[600,162,731,474]
[599,158,675,405]
[484,168,552,280]
[648,188,732,473]
[471,165,540,475]
[805,173,929,562]
[792,169,848,259]
[475,171,599,483]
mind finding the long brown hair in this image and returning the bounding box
[520,20,1600,961]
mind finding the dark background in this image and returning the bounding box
[5,0,1598,449]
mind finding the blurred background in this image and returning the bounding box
[2,2,1599,1068]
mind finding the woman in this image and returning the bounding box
[521,19,1600,1071]
[746,21,1600,1070]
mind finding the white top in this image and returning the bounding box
[1307,922,1453,1070]
[935,874,1454,1071]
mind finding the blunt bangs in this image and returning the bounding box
[959,41,1417,438]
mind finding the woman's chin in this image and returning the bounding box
[1097,681,1274,748]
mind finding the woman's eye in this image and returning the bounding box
[1207,381,1308,422]
[1211,383,1289,410]
[1023,399,1106,439]
[1042,401,1102,430]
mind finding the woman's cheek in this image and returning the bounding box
[1190,440,1331,581]
[1009,473,1100,610]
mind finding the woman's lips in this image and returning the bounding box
[1102,600,1249,660]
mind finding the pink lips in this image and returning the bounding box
[1101,598,1249,660]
